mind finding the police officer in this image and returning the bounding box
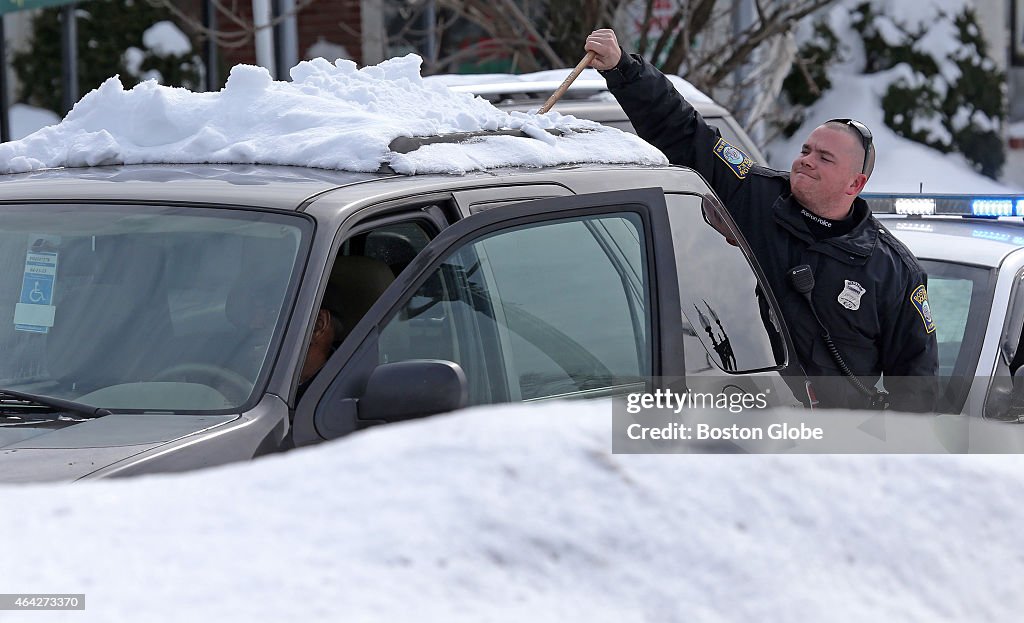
[585,29,938,412]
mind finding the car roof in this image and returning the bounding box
[0,164,391,209]
[878,215,1024,268]
[0,161,686,210]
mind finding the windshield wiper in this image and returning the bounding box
[0,389,111,419]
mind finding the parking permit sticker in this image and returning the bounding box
[13,236,60,334]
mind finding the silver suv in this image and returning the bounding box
[0,148,794,482]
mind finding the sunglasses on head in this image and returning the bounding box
[826,118,872,174]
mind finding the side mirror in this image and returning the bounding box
[359,360,469,423]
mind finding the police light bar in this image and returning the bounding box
[863,193,1024,218]
[894,198,935,215]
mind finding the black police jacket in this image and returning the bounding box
[603,53,939,411]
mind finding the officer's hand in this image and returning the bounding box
[585,29,622,71]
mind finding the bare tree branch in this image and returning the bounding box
[497,0,567,67]
[145,0,321,49]
[703,0,831,86]
[636,0,657,56]
[661,0,715,74]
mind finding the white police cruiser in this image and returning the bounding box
[867,194,1024,420]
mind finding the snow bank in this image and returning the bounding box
[0,55,666,176]
[3,399,1023,622]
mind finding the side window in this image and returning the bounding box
[666,193,783,373]
[338,220,433,277]
[325,219,435,343]
[377,212,650,405]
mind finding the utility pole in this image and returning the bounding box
[252,0,276,76]
[423,0,437,68]
[60,3,78,116]
[0,14,9,142]
[276,0,299,79]
[203,0,219,91]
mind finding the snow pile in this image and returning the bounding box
[769,0,1015,193]
[3,399,1024,622]
[0,55,666,176]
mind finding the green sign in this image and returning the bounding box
[1,0,77,16]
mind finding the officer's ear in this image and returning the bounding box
[847,172,868,196]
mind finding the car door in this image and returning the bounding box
[292,188,684,445]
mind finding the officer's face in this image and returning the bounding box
[790,126,867,217]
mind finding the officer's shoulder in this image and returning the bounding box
[747,165,790,187]
[872,216,925,274]
[749,165,788,179]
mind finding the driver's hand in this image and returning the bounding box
[586,29,623,71]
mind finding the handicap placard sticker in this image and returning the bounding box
[13,239,59,334]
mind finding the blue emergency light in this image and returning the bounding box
[864,194,1024,218]
[970,199,1015,217]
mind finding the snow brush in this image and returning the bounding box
[539,51,598,114]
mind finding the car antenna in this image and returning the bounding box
[538,51,597,114]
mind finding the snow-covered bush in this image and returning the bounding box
[12,0,202,115]
[781,0,1005,179]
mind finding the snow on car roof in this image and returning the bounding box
[0,55,667,176]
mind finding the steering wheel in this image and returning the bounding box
[152,363,255,404]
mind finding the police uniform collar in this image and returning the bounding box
[774,195,877,262]
[827,197,877,256]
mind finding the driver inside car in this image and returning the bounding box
[297,305,339,397]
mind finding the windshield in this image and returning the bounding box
[0,204,309,413]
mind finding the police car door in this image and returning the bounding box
[292,188,685,445]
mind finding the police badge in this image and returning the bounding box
[837,280,866,310]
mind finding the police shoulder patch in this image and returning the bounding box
[713,137,754,180]
[910,285,937,334]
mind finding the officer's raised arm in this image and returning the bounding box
[586,28,753,206]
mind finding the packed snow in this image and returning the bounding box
[3,399,1024,622]
[0,55,666,176]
